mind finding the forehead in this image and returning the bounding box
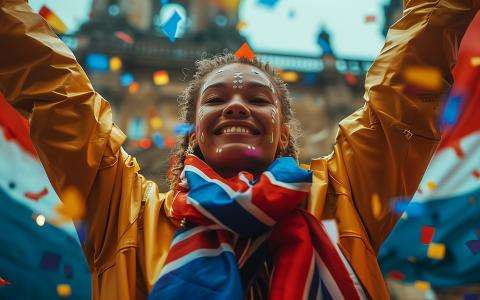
[201,63,274,92]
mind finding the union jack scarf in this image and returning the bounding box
[149,154,366,300]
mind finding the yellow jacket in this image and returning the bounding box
[0,0,478,299]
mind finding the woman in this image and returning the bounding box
[0,0,478,299]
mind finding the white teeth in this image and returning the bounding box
[221,126,251,134]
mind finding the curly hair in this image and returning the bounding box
[167,53,301,189]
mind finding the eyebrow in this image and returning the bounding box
[201,81,274,96]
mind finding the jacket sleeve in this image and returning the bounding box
[322,0,478,252]
[0,0,149,270]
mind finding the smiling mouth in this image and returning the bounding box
[214,125,260,135]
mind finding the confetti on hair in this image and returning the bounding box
[235,42,255,60]
[466,239,480,255]
[24,187,48,201]
[161,10,182,43]
[404,66,442,91]
[421,226,435,244]
[427,243,446,260]
[57,283,72,298]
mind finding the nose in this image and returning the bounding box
[222,95,251,118]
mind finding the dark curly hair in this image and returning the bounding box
[167,53,301,189]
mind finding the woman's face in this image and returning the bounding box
[193,63,289,178]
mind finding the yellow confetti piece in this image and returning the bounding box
[426,181,437,191]
[371,193,382,219]
[427,243,446,260]
[404,66,442,91]
[236,20,248,31]
[471,56,480,67]
[414,280,431,291]
[109,56,122,72]
[57,283,71,298]
[150,116,163,129]
[54,187,85,224]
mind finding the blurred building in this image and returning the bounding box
[61,0,373,191]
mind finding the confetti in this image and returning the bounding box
[152,132,165,149]
[129,82,140,94]
[120,73,134,86]
[56,187,85,222]
[35,214,46,226]
[279,71,299,83]
[153,70,170,86]
[0,277,10,286]
[421,226,435,244]
[24,187,48,201]
[471,56,480,67]
[414,280,431,291]
[161,10,182,43]
[236,20,248,31]
[57,283,71,298]
[466,239,480,255]
[392,198,424,217]
[364,15,376,23]
[441,95,463,127]
[39,6,68,34]
[371,194,382,219]
[109,56,122,72]
[150,117,163,129]
[427,243,446,260]
[85,53,109,72]
[426,181,437,191]
[40,251,61,271]
[164,136,177,149]
[344,72,358,86]
[258,0,279,8]
[235,42,255,60]
[139,138,152,149]
[472,170,480,179]
[173,123,194,136]
[404,66,442,91]
[388,270,405,281]
[115,31,134,44]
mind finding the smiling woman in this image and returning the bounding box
[169,57,299,185]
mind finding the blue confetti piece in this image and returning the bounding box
[152,132,164,148]
[392,198,425,218]
[39,251,61,271]
[160,0,169,4]
[173,123,194,136]
[161,10,182,43]
[258,0,279,8]
[441,94,463,126]
[85,53,109,71]
[120,73,134,86]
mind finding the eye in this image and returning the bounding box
[205,97,225,105]
[250,97,270,105]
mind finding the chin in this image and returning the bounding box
[207,143,273,175]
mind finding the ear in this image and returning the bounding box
[279,124,289,152]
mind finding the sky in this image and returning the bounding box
[29,0,389,60]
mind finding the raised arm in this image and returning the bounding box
[0,0,143,270]
[318,0,479,252]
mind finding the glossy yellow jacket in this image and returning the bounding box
[0,0,478,299]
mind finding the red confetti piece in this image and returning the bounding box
[138,138,152,149]
[388,270,405,281]
[472,170,480,179]
[115,31,134,44]
[0,277,10,286]
[452,141,465,159]
[421,226,435,244]
[364,15,376,23]
[24,187,48,201]
[235,42,255,60]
